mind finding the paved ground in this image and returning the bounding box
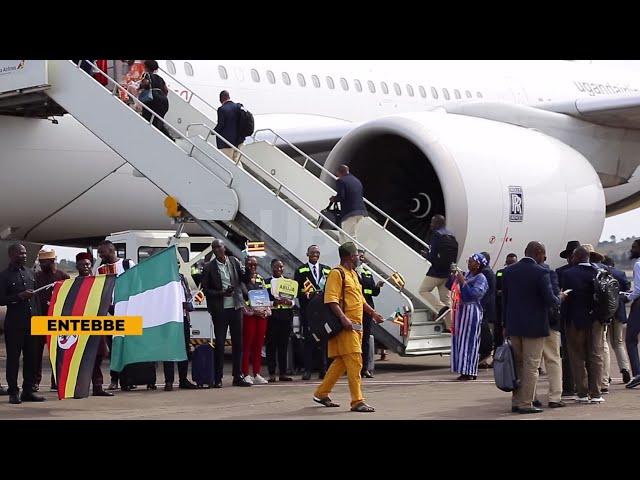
[0,339,637,420]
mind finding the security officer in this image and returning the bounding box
[356,249,383,378]
[294,245,332,380]
[0,244,46,404]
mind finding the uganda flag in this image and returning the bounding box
[303,278,315,295]
[193,289,205,304]
[245,241,266,258]
[46,275,116,400]
[390,272,405,288]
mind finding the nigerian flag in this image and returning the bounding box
[110,245,187,372]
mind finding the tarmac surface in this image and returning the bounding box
[0,338,638,420]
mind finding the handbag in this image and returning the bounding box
[493,339,520,392]
[306,268,346,343]
[138,73,154,104]
[319,202,342,230]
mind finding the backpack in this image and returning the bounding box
[123,259,132,271]
[493,340,519,392]
[432,233,459,272]
[306,268,346,343]
[236,103,254,141]
[591,264,620,324]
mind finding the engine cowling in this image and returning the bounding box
[324,111,605,269]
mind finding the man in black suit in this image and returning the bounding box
[201,239,251,388]
[555,240,580,400]
[502,241,564,414]
[562,245,606,403]
[356,249,383,378]
[0,244,46,404]
[214,90,242,162]
[294,244,332,380]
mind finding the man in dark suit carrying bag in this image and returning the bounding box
[502,241,565,414]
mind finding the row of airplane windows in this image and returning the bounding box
[165,61,484,101]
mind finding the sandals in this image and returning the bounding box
[313,396,340,407]
[350,402,375,413]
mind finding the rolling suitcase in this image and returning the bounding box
[365,335,375,373]
[192,341,216,388]
[120,362,157,390]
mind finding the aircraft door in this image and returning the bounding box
[505,76,529,105]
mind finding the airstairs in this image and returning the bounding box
[1,60,451,356]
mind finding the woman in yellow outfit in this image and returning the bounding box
[313,242,384,412]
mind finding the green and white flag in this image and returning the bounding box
[110,246,187,372]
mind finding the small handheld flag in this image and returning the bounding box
[193,289,205,305]
[390,272,405,288]
[392,309,404,326]
[303,278,315,295]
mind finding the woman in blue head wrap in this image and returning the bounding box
[450,253,489,380]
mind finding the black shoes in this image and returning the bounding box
[20,392,45,402]
[622,369,631,384]
[626,375,640,389]
[213,381,223,388]
[519,406,543,414]
[164,383,174,391]
[532,399,543,408]
[302,371,311,381]
[179,381,197,389]
[232,376,252,387]
[548,401,566,408]
[279,376,293,382]
[9,393,21,404]
[93,389,114,397]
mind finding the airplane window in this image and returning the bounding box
[443,88,450,100]
[326,76,335,89]
[354,79,362,92]
[431,87,438,99]
[312,75,320,88]
[266,70,276,84]
[340,78,349,91]
[115,243,126,259]
[394,83,402,96]
[166,61,176,75]
[454,89,461,99]
[184,62,194,77]
[282,72,291,85]
[367,80,376,93]
[218,65,228,80]
[297,73,306,87]
[419,86,427,98]
[476,91,483,98]
[381,82,389,94]
[251,69,260,83]
[406,84,414,97]
[465,90,472,98]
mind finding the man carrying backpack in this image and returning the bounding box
[561,245,611,403]
[419,215,458,331]
[214,90,251,163]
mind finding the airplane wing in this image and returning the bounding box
[536,93,640,130]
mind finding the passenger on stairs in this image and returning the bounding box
[214,90,243,163]
[138,60,174,141]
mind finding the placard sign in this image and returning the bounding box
[276,278,299,299]
[248,289,271,307]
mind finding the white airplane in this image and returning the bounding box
[1,60,640,266]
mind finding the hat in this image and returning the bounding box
[559,240,581,259]
[76,252,93,262]
[339,242,358,257]
[470,252,488,267]
[582,244,604,263]
[38,248,56,260]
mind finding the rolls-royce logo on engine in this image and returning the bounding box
[509,186,523,222]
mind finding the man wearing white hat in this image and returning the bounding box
[34,247,69,391]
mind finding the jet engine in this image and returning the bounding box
[324,111,605,269]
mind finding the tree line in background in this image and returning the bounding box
[598,235,638,271]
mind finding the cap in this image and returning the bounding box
[339,242,358,257]
[76,252,93,262]
[38,248,56,260]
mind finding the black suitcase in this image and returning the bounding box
[120,362,157,390]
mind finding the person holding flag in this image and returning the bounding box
[294,245,332,380]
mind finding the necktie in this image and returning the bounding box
[312,265,318,283]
